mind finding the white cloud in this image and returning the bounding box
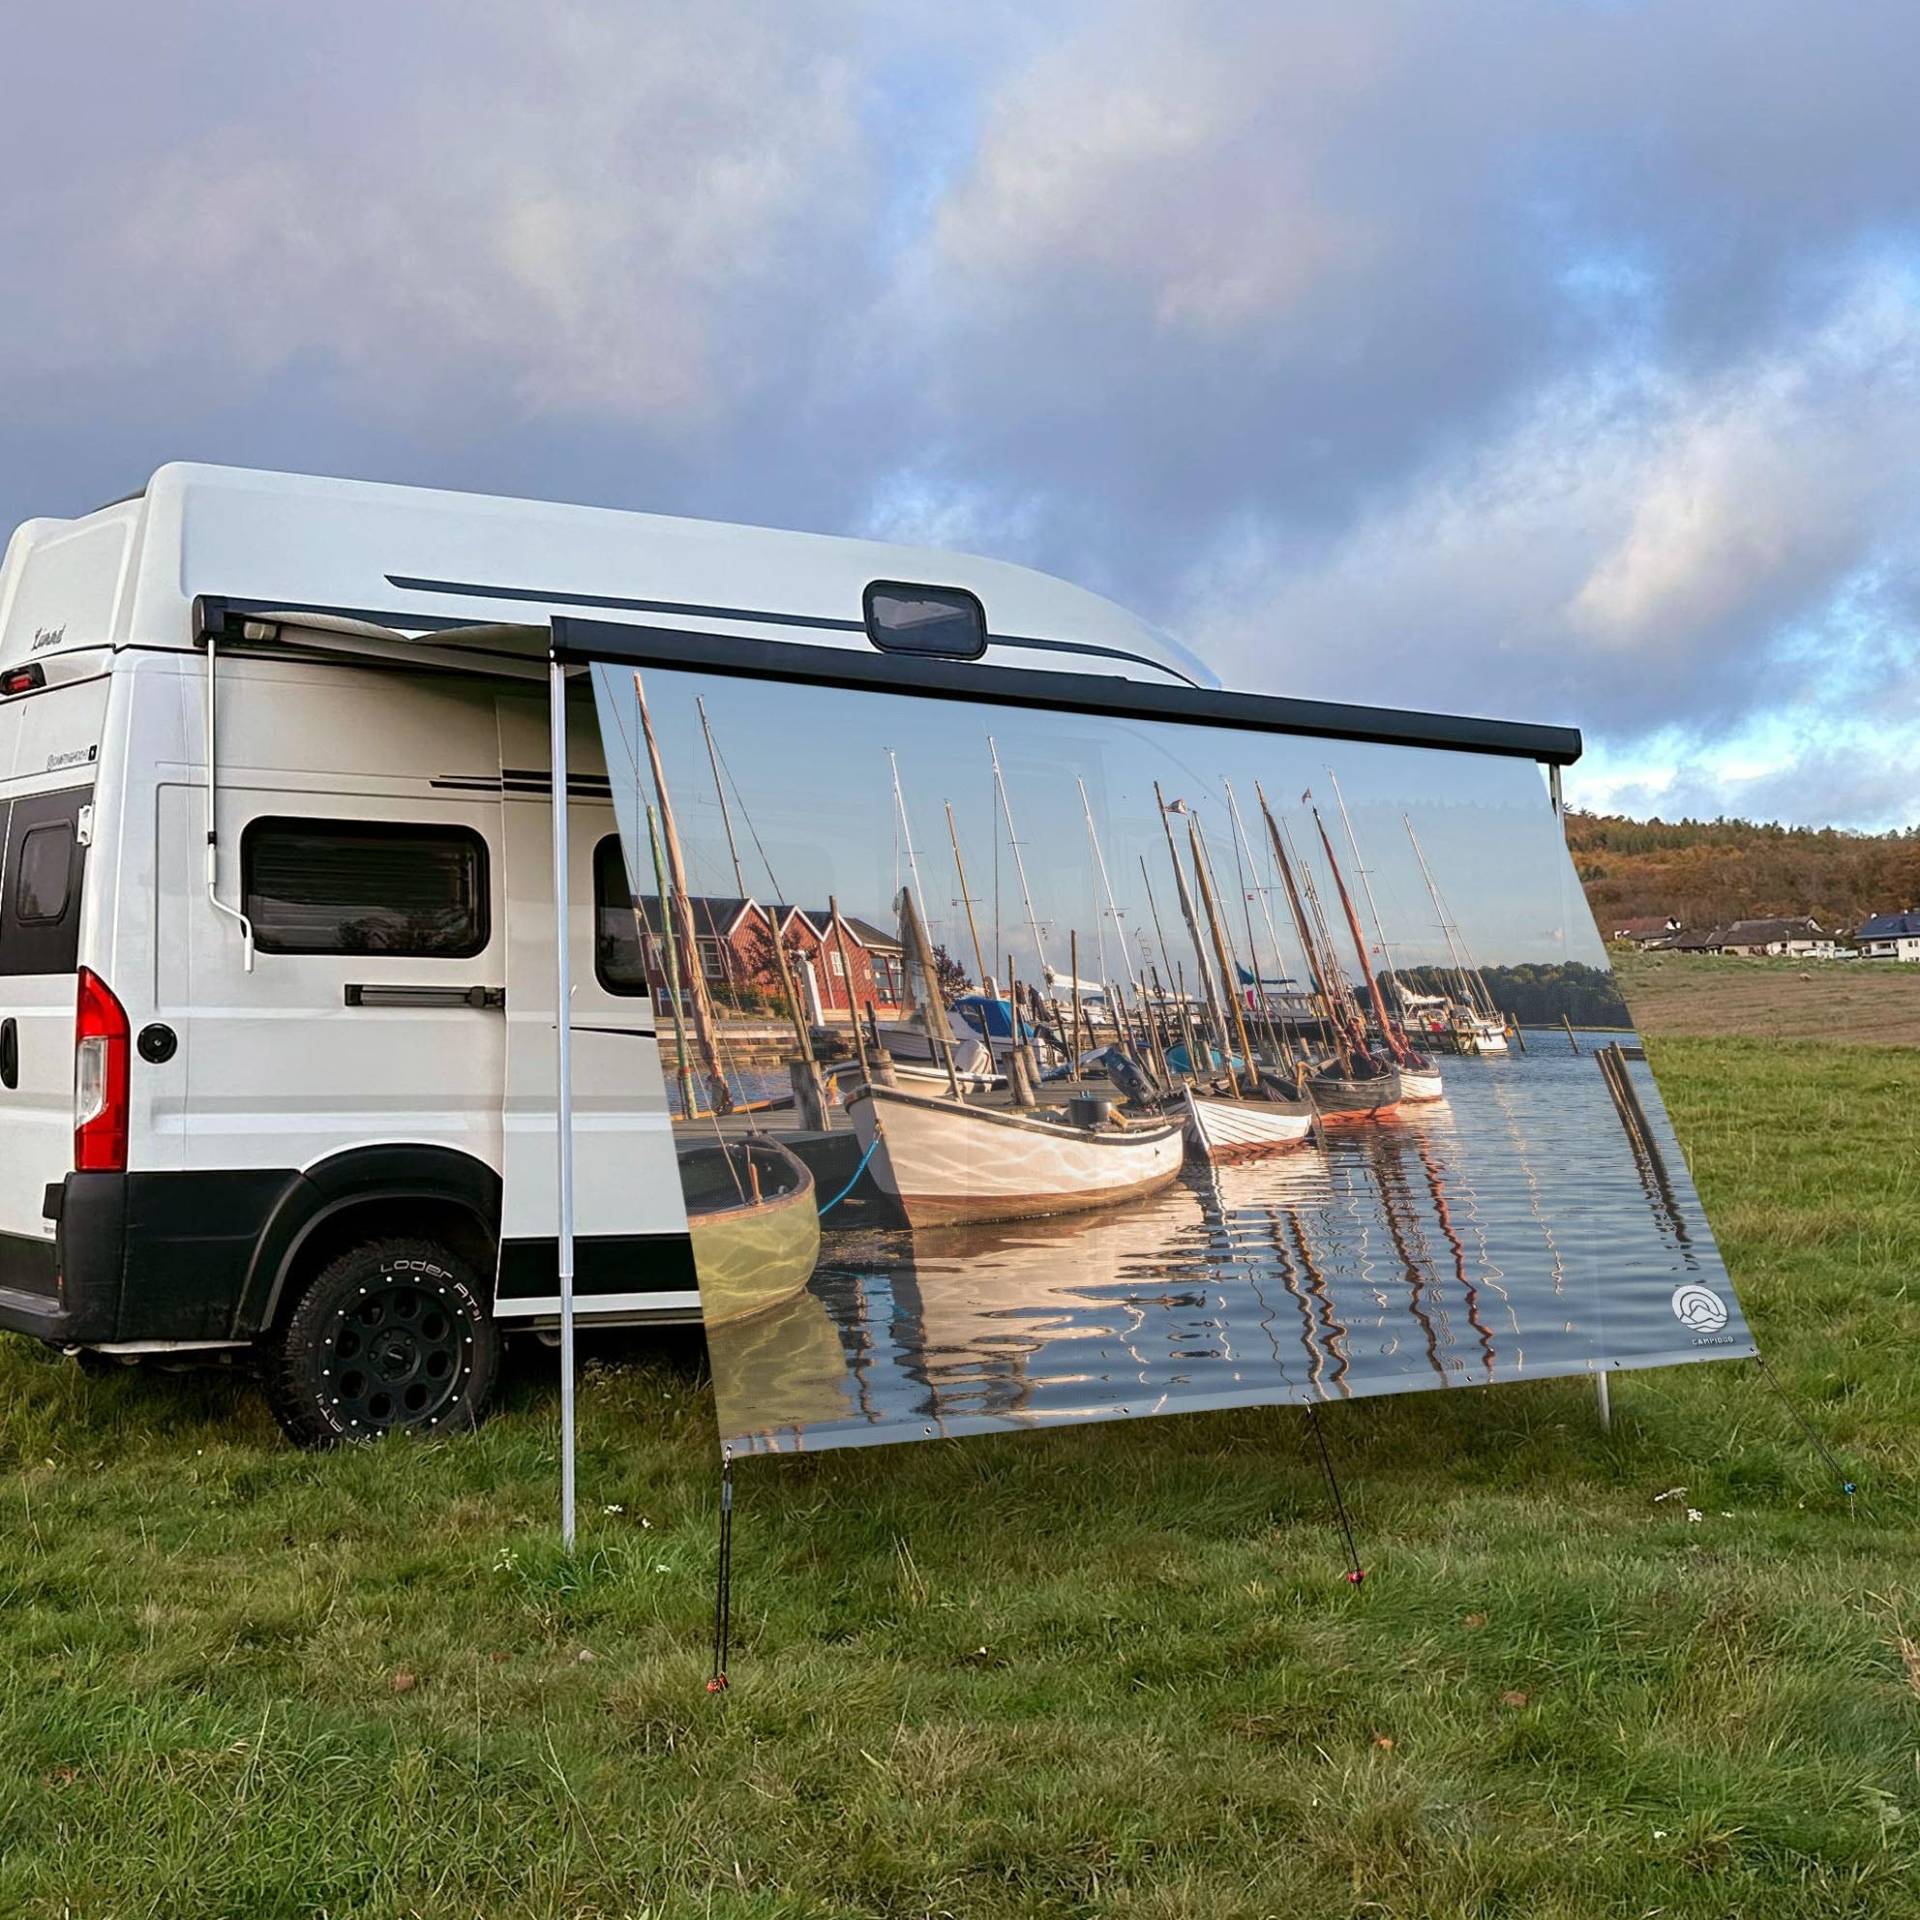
[1179,265,1920,764]
[4,2,877,426]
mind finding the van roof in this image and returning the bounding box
[0,463,1214,687]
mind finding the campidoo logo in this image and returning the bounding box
[1671,1284,1730,1335]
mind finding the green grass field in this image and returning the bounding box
[4,1034,1918,1917]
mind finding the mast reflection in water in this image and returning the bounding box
[716,1034,1752,1454]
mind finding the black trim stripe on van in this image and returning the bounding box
[384,573,1205,684]
[496,1232,698,1302]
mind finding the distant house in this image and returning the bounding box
[805,912,907,1009]
[1713,916,1840,959]
[1856,909,1920,963]
[1660,926,1725,954]
[1610,915,1681,947]
[630,896,905,1016]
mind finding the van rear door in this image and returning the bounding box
[0,784,92,1305]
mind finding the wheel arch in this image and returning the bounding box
[237,1145,502,1336]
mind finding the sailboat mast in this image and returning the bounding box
[1140,854,1200,1069]
[1155,783,1223,1040]
[633,671,734,1113]
[1077,776,1135,993]
[645,803,697,1120]
[1225,779,1301,1064]
[944,800,989,990]
[889,750,930,938]
[989,735,1051,991]
[697,696,748,901]
[1257,781,1353,1075]
[1404,814,1480,1011]
[1328,768,1401,1012]
[1187,816,1257,1093]
[1288,810,1359,1030]
[1312,802,1404,1062]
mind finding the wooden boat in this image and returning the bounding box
[1307,1062,1403,1123]
[1467,1016,1509,1055]
[1396,1063,1446,1103]
[1183,1082,1315,1161]
[843,1080,1184,1228]
[679,1133,822,1325]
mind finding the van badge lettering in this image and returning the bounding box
[47,747,95,770]
[30,625,65,651]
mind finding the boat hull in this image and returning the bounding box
[846,1082,1184,1228]
[680,1137,822,1326]
[1183,1086,1315,1161]
[1397,1066,1445,1103]
[1309,1065,1403,1123]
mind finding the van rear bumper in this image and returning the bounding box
[0,1170,294,1346]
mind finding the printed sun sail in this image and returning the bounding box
[591,661,1753,1455]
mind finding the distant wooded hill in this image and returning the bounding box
[1568,812,1920,932]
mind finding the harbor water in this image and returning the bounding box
[708,1033,1753,1453]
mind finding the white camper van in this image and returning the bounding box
[0,464,1211,1443]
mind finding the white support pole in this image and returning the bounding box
[549,658,578,1550]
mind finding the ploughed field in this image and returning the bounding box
[1613,946,1920,1047]
[2,1007,1918,1913]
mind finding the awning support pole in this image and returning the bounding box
[550,656,578,1551]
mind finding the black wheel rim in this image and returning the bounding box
[321,1279,470,1433]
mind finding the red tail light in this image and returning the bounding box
[74,968,130,1173]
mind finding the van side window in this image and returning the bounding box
[594,833,650,996]
[14,823,74,923]
[242,818,489,958]
[0,788,89,976]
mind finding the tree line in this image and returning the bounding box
[1386,962,1633,1030]
[1569,810,1920,932]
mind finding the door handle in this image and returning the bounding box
[0,1018,16,1091]
[343,984,506,1009]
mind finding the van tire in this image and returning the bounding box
[264,1237,499,1447]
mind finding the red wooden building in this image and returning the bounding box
[630,896,904,1019]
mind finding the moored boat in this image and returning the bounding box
[1396,1062,1446,1103]
[680,1133,822,1325]
[844,1080,1184,1228]
[1307,1062,1403,1122]
[1183,1082,1315,1161]
[1468,1016,1509,1055]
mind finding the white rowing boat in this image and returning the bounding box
[844,1081,1184,1228]
[1397,1063,1446,1103]
[1182,1084,1315,1161]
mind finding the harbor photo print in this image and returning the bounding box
[593,664,1753,1455]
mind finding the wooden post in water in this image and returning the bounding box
[900,884,962,1100]
[1561,1014,1580,1054]
[1004,955,1037,1107]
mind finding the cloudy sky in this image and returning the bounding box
[6,2,1917,828]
